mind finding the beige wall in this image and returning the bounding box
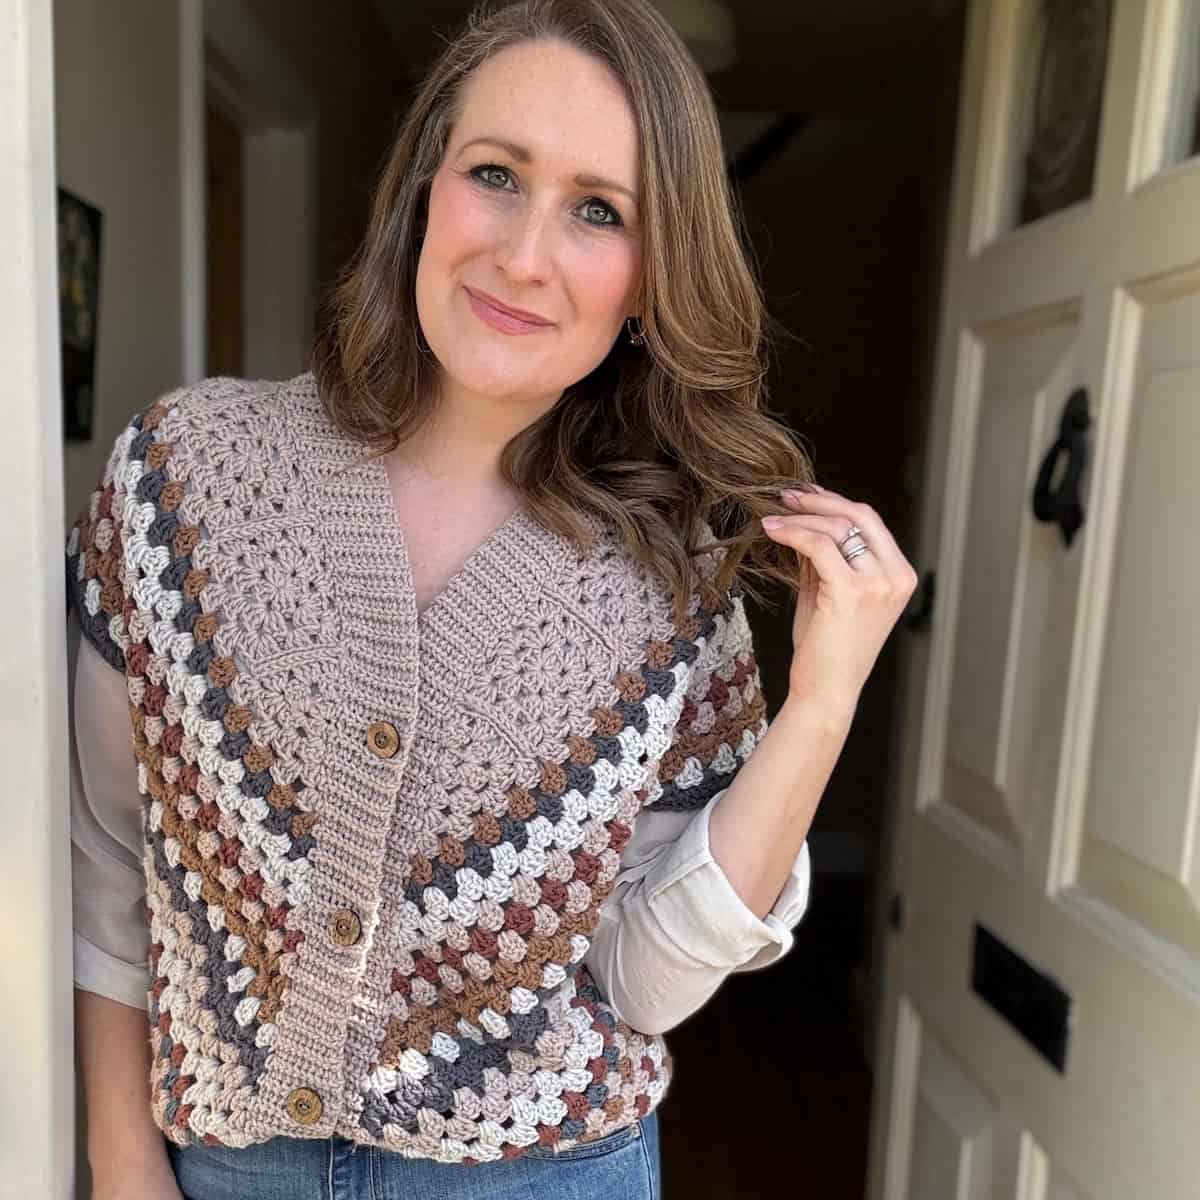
[55,0,183,528]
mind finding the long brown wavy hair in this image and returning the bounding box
[311,0,816,621]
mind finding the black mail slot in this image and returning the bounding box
[971,923,1072,1073]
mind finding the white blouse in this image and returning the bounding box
[68,618,811,1037]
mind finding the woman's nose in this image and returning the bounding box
[494,209,553,284]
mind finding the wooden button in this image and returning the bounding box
[285,1086,323,1125]
[328,908,362,947]
[367,720,399,759]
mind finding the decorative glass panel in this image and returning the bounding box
[1163,0,1200,167]
[1016,0,1113,225]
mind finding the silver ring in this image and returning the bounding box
[838,524,871,562]
[836,525,863,550]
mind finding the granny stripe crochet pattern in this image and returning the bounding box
[65,373,768,1162]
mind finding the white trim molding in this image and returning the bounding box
[0,2,75,1195]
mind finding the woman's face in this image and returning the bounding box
[415,39,642,411]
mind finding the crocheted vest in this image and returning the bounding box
[65,373,767,1162]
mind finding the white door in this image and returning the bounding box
[867,1,1200,1197]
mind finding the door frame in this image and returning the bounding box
[864,1,990,1194]
[1,1,74,1195]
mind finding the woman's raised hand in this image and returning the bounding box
[761,485,919,714]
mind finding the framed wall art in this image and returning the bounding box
[58,186,103,442]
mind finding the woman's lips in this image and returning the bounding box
[464,287,554,334]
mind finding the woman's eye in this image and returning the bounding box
[470,165,622,228]
[472,164,514,190]
[579,199,622,228]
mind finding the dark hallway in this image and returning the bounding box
[660,878,874,1198]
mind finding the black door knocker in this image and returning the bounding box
[1032,386,1090,548]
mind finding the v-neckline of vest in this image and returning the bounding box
[298,368,585,719]
[367,450,532,630]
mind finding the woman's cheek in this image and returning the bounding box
[569,241,640,322]
[426,174,491,257]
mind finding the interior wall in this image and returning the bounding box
[55,0,183,529]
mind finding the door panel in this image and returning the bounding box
[942,320,1079,851]
[868,1,1200,1196]
[1052,1184,1088,1200]
[1078,283,1200,959]
[907,1027,1021,1200]
[891,991,1092,1200]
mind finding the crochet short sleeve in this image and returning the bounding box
[643,586,768,813]
[65,415,141,674]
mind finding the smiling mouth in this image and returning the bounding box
[464,287,554,334]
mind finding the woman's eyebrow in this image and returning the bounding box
[456,134,637,203]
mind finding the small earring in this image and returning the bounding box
[626,316,645,346]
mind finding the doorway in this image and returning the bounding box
[10,1,967,1195]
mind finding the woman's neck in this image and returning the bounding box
[391,374,560,489]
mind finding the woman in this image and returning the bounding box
[67,1,916,1197]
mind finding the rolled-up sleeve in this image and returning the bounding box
[583,787,811,1035]
[67,617,150,1010]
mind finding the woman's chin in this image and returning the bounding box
[438,353,550,402]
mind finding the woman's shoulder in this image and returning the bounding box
[563,509,741,652]
[130,370,318,441]
[70,370,321,560]
[65,371,326,667]
[92,371,329,502]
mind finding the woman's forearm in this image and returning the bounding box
[74,988,171,1184]
[707,691,855,918]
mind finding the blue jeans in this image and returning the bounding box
[167,1111,661,1200]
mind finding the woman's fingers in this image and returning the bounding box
[764,490,920,705]
[769,510,887,575]
[761,514,857,583]
[781,488,917,589]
